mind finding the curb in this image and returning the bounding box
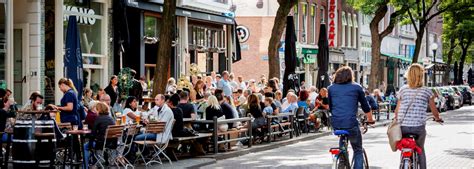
[189,120,392,168]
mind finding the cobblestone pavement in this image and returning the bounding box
[203,106,474,169]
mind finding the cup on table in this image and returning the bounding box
[73,125,79,131]
[121,115,127,125]
[83,124,89,130]
[116,118,121,125]
[135,115,141,125]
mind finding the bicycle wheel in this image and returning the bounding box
[399,158,411,169]
[413,152,419,169]
[351,148,369,169]
[336,153,350,169]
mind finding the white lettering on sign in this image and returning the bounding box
[63,5,96,25]
[328,0,337,47]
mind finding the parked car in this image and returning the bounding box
[451,86,464,107]
[428,87,447,112]
[438,87,460,110]
[457,85,473,105]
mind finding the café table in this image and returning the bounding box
[65,129,91,169]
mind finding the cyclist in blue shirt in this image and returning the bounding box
[328,66,374,169]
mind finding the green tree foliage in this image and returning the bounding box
[400,0,473,63]
[347,0,408,91]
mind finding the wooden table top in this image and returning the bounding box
[66,130,92,135]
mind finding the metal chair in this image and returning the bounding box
[133,121,174,167]
[94,125,126,168]
[294,107,308,136]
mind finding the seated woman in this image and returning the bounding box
[84,102,115,168]
[122,96,140,124]
[205,96,224,131]
[297,89,310,117]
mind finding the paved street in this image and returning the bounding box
[203,106,474,169]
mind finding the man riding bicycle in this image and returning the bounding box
[328,66,375,169]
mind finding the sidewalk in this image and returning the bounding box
[155,116,393,168]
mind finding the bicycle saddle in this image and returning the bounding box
[402,134,418,139]
[334,130,350,136]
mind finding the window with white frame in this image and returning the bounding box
[301,2,307,43]
[311,4,316,44]
[320,6,325,23]
[342,12,347,47]
[294,4,299,41]
[347,12,353,48]
[353,14,358,48]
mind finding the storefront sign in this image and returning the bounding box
[328,0,337,47]
[63,5,96,25]
[236,25,250,43]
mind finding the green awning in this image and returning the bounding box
[381,53,412,62]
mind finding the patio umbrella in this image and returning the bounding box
[232,20,242,63]
[453,61,458,85]
[283,16,298,96]
[64,15,83,101]
[316,24,330,90]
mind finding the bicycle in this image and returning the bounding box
[398,117,443,169]
[329,129,369,169]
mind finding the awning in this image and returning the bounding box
[126,1,234,25]
[381,53,412,62]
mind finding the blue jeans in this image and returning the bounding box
[134,133,157,141]
[336,125,363,169]
[84,141,95,168]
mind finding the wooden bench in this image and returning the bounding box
[193,117,253,154]
[265,113,294,143]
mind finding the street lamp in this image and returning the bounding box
[431,43,439,86]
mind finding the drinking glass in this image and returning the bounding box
[73,125,78,131]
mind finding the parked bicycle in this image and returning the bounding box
[398,117,443,169]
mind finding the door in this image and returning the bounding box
[13,24,29,105]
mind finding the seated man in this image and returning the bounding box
[135,94,174,143]
[177,91,196,119]
[281,92,298,113]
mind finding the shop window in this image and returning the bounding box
[320,7,325,23]
[63,0,107,88]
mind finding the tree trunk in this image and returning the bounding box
[268,0,298,79]
[412,28,425,63]
[367,4,388,92]
[153,0,176,97]
[457,40,472,85]
[443,37,456,85]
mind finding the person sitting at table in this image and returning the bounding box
[177,91,196,119]
[205,96,224,131]
[134,94,174,142]
[373,89,385,103]
[190,79,205,103]
[85,101,99,129]
[168,94,185,137]
[365,90,378,111]
[216,91,235,129]
[84,102,115,168]
[122,96,140,124]
[0,89,16,143]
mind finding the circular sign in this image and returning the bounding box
[236,25,250,43]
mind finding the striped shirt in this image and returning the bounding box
[397,85,433,127]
